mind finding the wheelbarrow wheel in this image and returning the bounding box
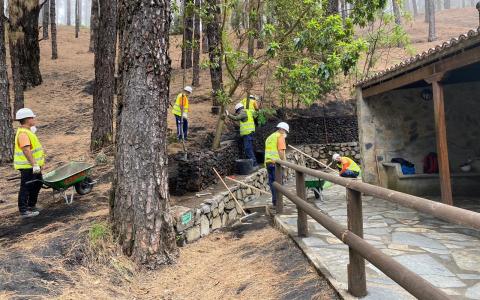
[75,177,93,195]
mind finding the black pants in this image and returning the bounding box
[18,169,43,213]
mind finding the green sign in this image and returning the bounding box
[181,211,193,225]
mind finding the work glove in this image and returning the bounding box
[182,113,188,119]
[33,165,41,174]
[225,110,230,116]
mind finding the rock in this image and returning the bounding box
[200,215,210,237]
[205,198,218,209]
[221,212,228,226]
[171,206,194,232]
[218,200,225,213]
[228,208,238,224]
[95,152,109,165]
[212,207,219,217]
[185,225,201,243]
[201,204,211,214]
[225,200,235,210]
[212,216,222,230]
[194,208,202,225]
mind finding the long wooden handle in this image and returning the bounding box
[225,176,271,196]
[288,145,337,172]
[212,167,247,215]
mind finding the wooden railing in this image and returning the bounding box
[272,160,480,300]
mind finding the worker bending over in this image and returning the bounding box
[172,86,192,141]
[264,122,289,207]
[14,108,45,218]
[241,95,259,112]
[332,153,360,178]
[226,103,257,166]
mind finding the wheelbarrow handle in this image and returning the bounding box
[25,179,50,189]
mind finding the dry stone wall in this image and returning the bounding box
[171,168,269,245]
[287,142,361,169]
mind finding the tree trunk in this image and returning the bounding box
[201,19,208,53]
[327,0,339,15]
[67,0,71,25]
[89,0,99,52]
[192,0,200,87]
[43,0,49,39]
[340,0,347,24]
[75,0,80,37]
[23,5,43,87]
[392,0,402,25]
[443,0,450,8]
[0,0,13,165]
[462,0,466,7]
[8,2,25,113]
[181,0,193,69]
[51,0,58,59]
[113,0,178,268]
[412,0,418,16]
[91,0,116,151]
[425,0,429,22]
[246,0,256,94]
[256,0,264,49]
[205,0,223,108]
[427,0,436,42]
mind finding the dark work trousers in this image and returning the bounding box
[18,169,43,213]
[340,170,359,178]
[243,133,257,166]
[267,164,276,206]
[175,115,188,140]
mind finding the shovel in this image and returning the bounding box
[212,167,258,222]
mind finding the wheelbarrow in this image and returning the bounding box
[27,161,96,205]
[305,177,327,201]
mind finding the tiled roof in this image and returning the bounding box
[356,27,480,88]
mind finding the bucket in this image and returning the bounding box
[236,159,253,175]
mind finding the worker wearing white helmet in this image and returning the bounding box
[264,122,290,208]
[332,153,360,178]
[241,94,259,113]
[14,108,45,218]
[172,86,193,141]
[225,102,258,166]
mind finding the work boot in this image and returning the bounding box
[28,207,39,213]
[20,211,39,218]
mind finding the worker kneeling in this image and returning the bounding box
[264,122,289,207]
[226,103,257,166]
[333,153,360,178]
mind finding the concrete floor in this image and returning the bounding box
[267,180,480,300]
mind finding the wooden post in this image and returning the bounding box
[275,162,284,213]
[347,188,367,297]
[431,79,453,205]
[295,171,308,237]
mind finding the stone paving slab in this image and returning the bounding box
[271,181,480,300]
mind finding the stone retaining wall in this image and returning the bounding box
[171,169,269,245]
[287,142,361,169]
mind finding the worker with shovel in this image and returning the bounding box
[241,95,259,113]
[14,108,45,218]
[172,86,192,141]
[332,153,360,178]
[264,122,289,208]
[226,103,258,166]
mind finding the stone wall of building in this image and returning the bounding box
[357,81,480,187]
[171,169,270,245]
[287,142,361,169]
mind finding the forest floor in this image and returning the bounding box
[0,8,478,298]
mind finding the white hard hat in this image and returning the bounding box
[277,122,289,133]
[16,108,36,120]
[332,153,340,161]
[184,86,193,93]
[248,94,256,99]
[234,103,244,111]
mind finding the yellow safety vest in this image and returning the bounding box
[264,131,280,165]
[241,98,257,112]
[337,157,360,173]
[239,110,255,136]
[14,128,45,170]
[172,93,189,117]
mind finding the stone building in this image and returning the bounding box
[356,28,480,205]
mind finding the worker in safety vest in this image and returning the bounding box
[241,95,259,113]
[172,86,192,141]
[226,103,257,166]
[332,153,360,178]
[264,122,289,207]
[14,108,45,218]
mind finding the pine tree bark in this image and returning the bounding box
[392,0,402,25]
[427,0,437,41]
[8,2,25,113]
[89,0,99,52]
[67,0,72,25]
[340,0,347,24]
[425,0,429,22]
[51,0,58,59]
[113,0,178,268]
[412,0,419,16]
[201,19,208,53]
[75,0,80,37]
[444,0,450,9]
[0,0,14,165]
[192,0,201,87]
[91,0,117,151]
[22,4,43,87]
[181,0,193,69]
[205,0,223,107]
[43,0,49,39]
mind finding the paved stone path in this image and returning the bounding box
[259,180,480,299]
